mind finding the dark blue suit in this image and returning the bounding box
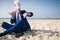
[1,10,31,35]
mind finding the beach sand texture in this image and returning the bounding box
[0,19,60,40]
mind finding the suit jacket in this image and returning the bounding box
[10,10,31,30]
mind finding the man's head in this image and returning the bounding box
[14,0,20,12]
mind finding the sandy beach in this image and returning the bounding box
[0,19,60,40]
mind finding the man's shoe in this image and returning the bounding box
[0,33,4,37]
[10,32,16,35]
[15,32,24,38]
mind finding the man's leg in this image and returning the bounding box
[0,20,30,37]
[2,22,17,34]
[0,20,23,37]
[2,22,13,30]
[0,22,14,37]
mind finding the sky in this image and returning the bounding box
[0,0,60,18]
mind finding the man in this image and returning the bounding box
[0,0,33,37]
[0,9,33,37]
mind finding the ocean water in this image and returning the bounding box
[0,18,60,20]
[28,18,60,20]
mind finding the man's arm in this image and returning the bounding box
[23,12,33,18]
[10,16,16,24]
[9,10,16,24]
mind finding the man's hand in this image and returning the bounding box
[23,12,33,18]
[9,10,16,19]
[23,12,29,18]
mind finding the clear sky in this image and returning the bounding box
[0,0,60,18]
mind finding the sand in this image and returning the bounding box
[0,19,60,40]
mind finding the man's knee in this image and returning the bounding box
[2,22,7,28]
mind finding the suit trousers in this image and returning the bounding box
[2,20,28,34]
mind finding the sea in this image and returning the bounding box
[0,18,60,20]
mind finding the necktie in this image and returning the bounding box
[16,12,19,22]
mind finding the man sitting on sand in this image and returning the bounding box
[0,0,33,37]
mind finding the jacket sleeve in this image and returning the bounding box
[10,15,16,24]
[21,10,33,17]
[27,12,33,17]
